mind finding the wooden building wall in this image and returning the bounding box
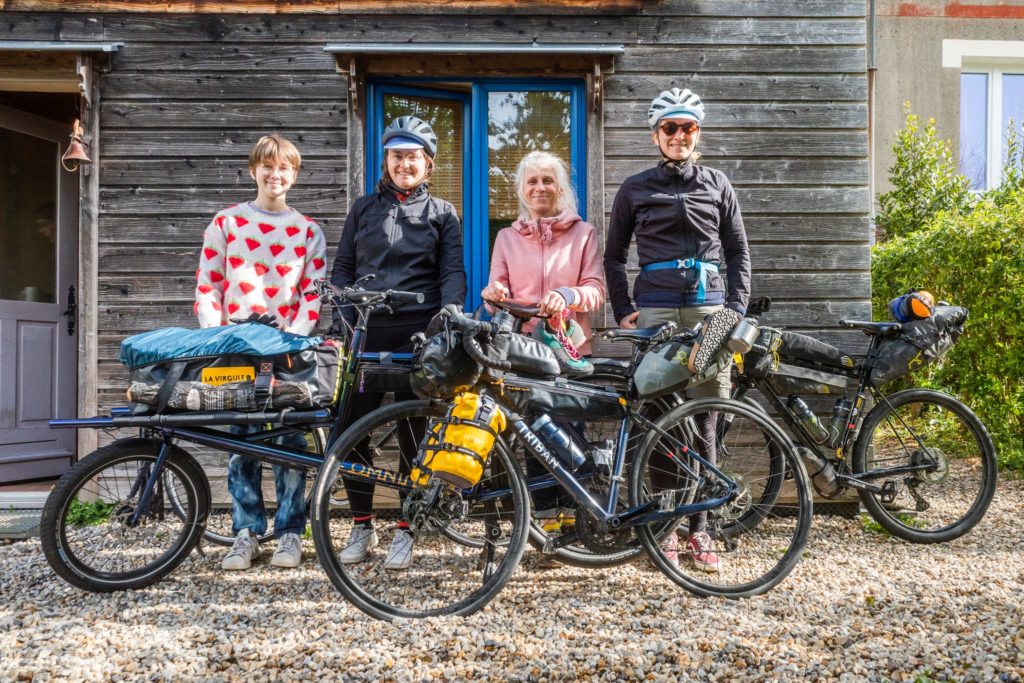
[1,1,870,415]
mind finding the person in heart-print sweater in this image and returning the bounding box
[194,133,327,573]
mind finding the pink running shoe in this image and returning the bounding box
[686,531,721,573]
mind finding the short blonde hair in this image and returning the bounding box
[249,133,301,173]
[514,151,578,217]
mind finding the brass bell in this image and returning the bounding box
[61,119,92,172]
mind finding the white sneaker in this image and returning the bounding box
[222,528,261,571]
[384,528,415,570]
[338,525,378,564]
[270,532,303,568]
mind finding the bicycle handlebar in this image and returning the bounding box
[314,279,425,307]
[438,305,513,372]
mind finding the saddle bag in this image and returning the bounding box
[120,323,342,413]
[633,338,732,400]
[412,392,507,488]
[870,305,968,385]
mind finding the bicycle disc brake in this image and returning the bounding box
[912,447,949,484]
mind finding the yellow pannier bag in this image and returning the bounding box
[412,392,506,488]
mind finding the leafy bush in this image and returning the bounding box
[872,111,1024,470]
[875,107,974,240]
[66,498,116,527]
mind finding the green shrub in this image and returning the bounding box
[66,498,116,527]
[872,112,1024,470]
[875,107,974,240]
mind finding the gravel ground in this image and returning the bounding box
[2,478,1023,683]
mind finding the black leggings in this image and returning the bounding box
[343,316,432,519]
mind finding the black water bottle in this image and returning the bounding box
[531,414,588,471]
[788,396,830,444]
[828,397,853,447]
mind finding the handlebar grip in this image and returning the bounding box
[389,290,425,305]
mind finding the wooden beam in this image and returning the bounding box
[1,0,644,12]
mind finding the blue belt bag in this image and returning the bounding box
[641,258,719,304]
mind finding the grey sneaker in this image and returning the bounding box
[383,528,415,570]
[270,532,303,568]
[338,525,378,564]
[222,528,261,571]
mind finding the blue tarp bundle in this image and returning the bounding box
[119,323,322,369]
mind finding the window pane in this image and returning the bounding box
[960,73,988,190]
[487,90,571,251]
[0,127,58,303]
[383,94,464,217]
[1001,73,1024,166]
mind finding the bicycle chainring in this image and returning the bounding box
[574,508,635,554]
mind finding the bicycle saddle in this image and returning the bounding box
[484,299,542,320]
[839,320,902,336]
[604,322,675,342]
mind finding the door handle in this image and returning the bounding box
[62,285,77,336]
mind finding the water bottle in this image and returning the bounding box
[826,397,851,447]
[530,414,588,471]
[788,396,830,444]
[795,447,842,498]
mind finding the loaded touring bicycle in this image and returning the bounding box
[40,279,814,620]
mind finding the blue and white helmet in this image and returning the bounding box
[382,115,438,159]
[647,88,705,130]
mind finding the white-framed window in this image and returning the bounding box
[943,40,1024,189]
[960,68,1024,189]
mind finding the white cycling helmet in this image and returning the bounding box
[647,88,705,130]
[382,115,438,159]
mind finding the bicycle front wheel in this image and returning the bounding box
[40,438,209,592]
[854,389,997,543]
[631,398,812,598]
[310,400,529,620]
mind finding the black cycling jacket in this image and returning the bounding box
[603,161,751,323]
[331,183,466,326]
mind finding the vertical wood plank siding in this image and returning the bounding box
[0,3,869,411]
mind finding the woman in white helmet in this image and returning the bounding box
[603,87,751,573]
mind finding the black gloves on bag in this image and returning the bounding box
[230,313,280,329]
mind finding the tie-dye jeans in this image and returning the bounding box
[227,426,308,538]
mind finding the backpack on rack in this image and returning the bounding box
[121,323,343,414]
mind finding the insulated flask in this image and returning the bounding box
[530,414,588,471]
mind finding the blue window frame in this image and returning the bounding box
[366,78,587,310]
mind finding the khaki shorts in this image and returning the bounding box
[637,305,732,399]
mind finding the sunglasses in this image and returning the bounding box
[658,121,700,136]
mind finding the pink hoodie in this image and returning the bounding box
[487,210,606,355]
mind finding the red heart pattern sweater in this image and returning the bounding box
[194,202,327,335]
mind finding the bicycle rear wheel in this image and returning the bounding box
[310,400,529,620]
[40,438,209,592]
[853,389,997,543]
[631,398,811,598]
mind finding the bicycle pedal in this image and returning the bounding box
[658,491,676,512]
[541,539,558,554]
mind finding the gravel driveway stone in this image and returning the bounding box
[2,478,1023,682]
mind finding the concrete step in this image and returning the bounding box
[0,510,41,540]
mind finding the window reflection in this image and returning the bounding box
[0,128,58,303]
[960,73,988,190]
